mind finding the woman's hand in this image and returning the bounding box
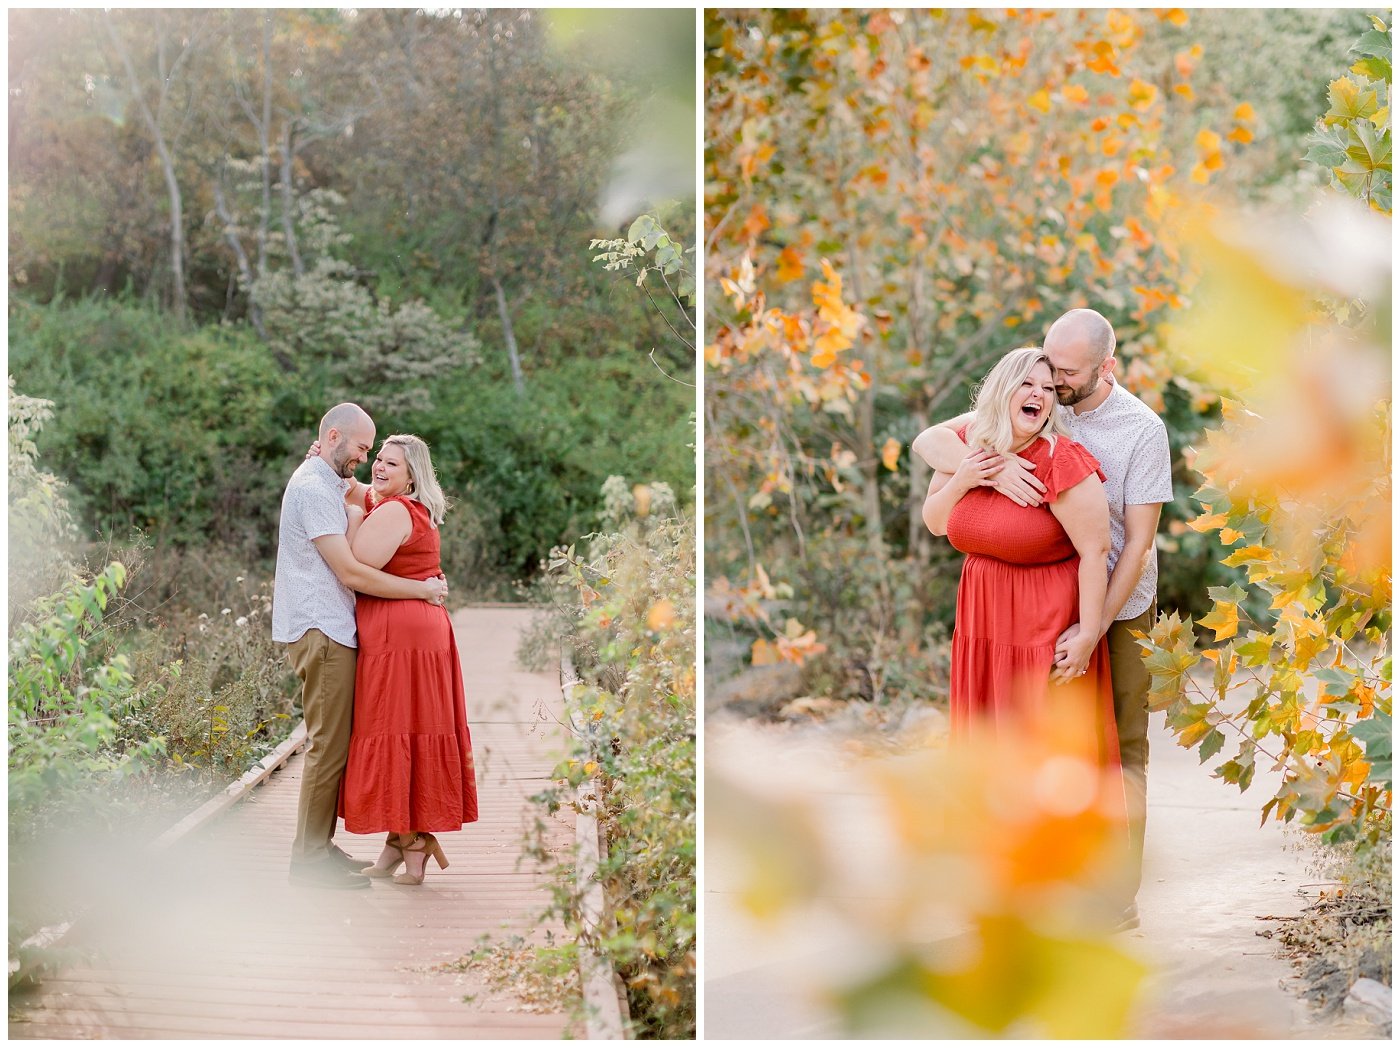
[951,447,1002,493]
[1051,629,1096,685]
[306,439,321,460]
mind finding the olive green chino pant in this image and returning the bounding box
[1106,605,1154,903]
[286,629,357,864]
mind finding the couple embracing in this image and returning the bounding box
[271,403,479,890]
[915,308,1173,930]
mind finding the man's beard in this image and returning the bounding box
[1056,376,1098,407]
[331,447,359,478]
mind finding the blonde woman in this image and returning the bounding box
[332,434,479,885]
[922,348,1118,760]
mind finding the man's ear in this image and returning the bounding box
[1101,356,1118,380]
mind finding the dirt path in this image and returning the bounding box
[10,607,577,1039]
[703,704,1372,1040]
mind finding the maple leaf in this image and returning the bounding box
[1198,601,1240,642]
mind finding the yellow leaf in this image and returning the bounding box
[1162,8,1189,26]
[1174,83,1195,100]
[1127,79,1157,110]
[1187,511,1227,532]
[1028,89,1052,114]
[1234,102,1256,122]
[1195,128,1222,154]
[881,437,901,472]
[1219,527,1244,544]
[1221,544,1272,568]
[1227,126,1254,145]
[1190,162,1210,184]
[1198,602,1239,641]
[1062,84,1089,105]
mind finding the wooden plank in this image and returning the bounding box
[9,607,579,1040]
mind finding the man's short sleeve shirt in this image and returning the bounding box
[1057,382,1175,620]
[271,457,358,647]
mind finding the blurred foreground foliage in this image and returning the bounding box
[1141,15,1391,852]
[519,478,696,1038]
[713,706,1143,1037]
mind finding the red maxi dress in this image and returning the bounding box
[945,431,1121,769]
[339,495,479,833]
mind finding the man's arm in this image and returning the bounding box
[910,411,1047,508]
[312,533,446,602]
[1100,502,1163,627]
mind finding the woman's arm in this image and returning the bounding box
[350,500,413,570]
[1047,473,1111,683]
[921,448,1000,536]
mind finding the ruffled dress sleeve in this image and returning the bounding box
[1042,438,1106,502]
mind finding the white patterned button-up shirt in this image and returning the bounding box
[271,457,358,648]
[1057,381,1174,620]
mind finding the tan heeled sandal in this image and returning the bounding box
[364,833,407,878]
[393,832,449,885]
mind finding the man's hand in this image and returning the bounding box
[951,447,1002,492]
[990,453,1047,508]
[1050,622,1095,685]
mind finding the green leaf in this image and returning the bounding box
[1345,121,1391,172]
[626,214,658,244]
[1352,711,1392,788]
[1349,28,1392,64]
[1197,728,1225,764]
[1304,126,1350,168]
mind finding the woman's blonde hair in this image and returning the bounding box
[381,434,448,525]
[964,346,1068,454]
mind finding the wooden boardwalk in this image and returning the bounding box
[10,607,579,1039]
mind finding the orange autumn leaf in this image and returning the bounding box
[881,437,902,472]
[750,638,779,667]
[1234,102,1256,121]
[646,600,676,632]
[1227,126,1254,145]
[1160,8,1189,26]
[1062,84,1089,104]
[776,246,806,284]
[1028,88,1052,114]
[1174,83,1195,100]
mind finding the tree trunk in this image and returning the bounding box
[280,121,304,276]
[255,13,273,281]
[106,16,188,321]
[908,410,931,560]
[212,178,269,343]
[492,275,525,395]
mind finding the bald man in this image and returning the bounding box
[272,402,449,889]
[913,309,1173,929]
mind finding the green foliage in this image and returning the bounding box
[522,481,696,1038]
[8,562,167,831]
[1305,15,1393,213]
[8,379,79,621]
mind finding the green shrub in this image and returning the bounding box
[520,479,696,1038]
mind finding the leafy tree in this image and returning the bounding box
[705,8,1253,690]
